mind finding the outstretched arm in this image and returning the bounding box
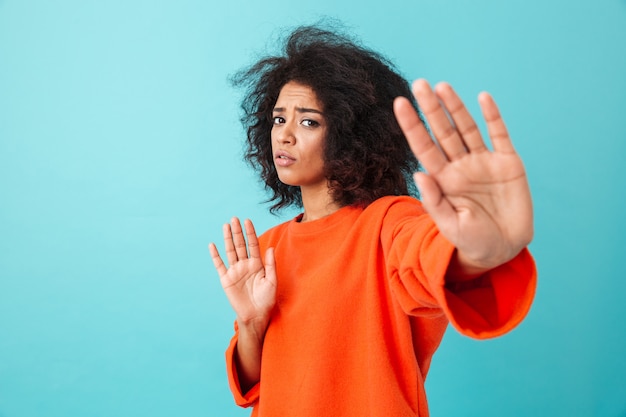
[394,79,533,280]
[209,218,277,392]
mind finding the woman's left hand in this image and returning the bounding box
[393,79,533,275]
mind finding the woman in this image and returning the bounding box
[209,25,536,417]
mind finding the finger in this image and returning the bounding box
[413,172,456,228]
[208,243,228,278]
[244,219,261,259]
[394,96,447,175]
[434,82,487,153]
[264,247,278,286]
[413,79,467,161]
[230,217,249,261]
[478,92,516,154]
[223,222,238,266]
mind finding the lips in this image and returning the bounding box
[274,150,296,167]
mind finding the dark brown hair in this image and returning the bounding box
[231,24,421,213]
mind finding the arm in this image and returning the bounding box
[234,317,269,393]
[209,218,277,394]
[393,80,533,281]
[381,199,535,339]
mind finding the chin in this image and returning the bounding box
[277,176,299,187]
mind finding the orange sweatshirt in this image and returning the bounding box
[225,196,536,417]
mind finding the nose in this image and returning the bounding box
[275,121,296,145]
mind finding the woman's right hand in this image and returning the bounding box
[209,217,277,330]
[209,217,276,391]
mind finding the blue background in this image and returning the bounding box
[1,1,625,416]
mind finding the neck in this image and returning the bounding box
[300,184,342,222]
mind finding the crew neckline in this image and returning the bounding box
[288,205,362,235]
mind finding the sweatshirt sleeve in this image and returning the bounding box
[224,322,260,407]
[381,198,537,339]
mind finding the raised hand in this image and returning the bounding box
[393,79,533,273]
[209,217,277,326]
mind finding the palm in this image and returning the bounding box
[220,255,276,321]
[394,80,533,270]
[209,218,277,324]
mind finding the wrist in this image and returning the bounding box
[447,245,525,282]
[237,316,270,343]
[446,249,492,282]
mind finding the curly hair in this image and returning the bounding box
[231,24,421,213]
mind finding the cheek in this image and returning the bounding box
[313,132,326,159]
[317,140,327,165]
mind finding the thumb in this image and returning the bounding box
[414,172,455,225]
[264,247,278,286]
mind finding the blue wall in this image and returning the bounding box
[1,1,625,416]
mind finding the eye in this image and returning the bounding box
[272,116,285,125]
[301,119,319,128]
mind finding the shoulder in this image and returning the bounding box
[259,218,291,237]
[363,195,426,221]
[257,215,296,250]
[365,196,437,245]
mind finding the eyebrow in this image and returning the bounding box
[272,107,324,115]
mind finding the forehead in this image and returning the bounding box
[275,81,323,109]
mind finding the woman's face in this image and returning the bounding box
[271,81,328,192]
